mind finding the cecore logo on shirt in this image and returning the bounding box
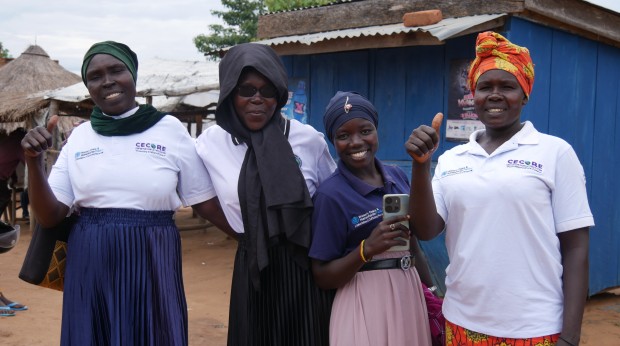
[294,155,302,167]
[506,159,543,173]
[135,142,167,157]
[74,147,103,160]
[351,208,382,228]
[441,166,473,177]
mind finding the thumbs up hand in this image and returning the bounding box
[406,113,443,164]
[46,114,59,133]
[21,114,60,158]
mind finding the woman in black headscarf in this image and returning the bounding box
[195,43,336,346]
[22,41,230,345]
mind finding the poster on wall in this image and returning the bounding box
[446,59,484,142]
[281,78,308,124]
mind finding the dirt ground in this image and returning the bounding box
[1,207,619,345]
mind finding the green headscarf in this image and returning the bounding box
[81,41,138,85]
[81,41,164,136]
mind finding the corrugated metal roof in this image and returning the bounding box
[46,57,220,103]
[254,13,506,46]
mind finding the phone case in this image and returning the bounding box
[382,194,410,252]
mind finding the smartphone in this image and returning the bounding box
[382,194,410,252]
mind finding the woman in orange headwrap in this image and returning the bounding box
[405,31,593,346]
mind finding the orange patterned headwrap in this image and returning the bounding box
[467,31,535,98]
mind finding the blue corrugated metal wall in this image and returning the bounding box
[282,16,620,295]
[507,17,620,295]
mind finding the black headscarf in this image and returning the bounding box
[217,43,313,289]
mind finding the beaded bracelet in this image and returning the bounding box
[359,239,371,263]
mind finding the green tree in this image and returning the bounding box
[0,42,11,58]
[194,0,337,59]
[193,0,266,60]
[265,0,333,12]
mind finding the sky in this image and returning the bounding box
[0,0,225,74]
[1,0,618,76]
[585,0,620,13]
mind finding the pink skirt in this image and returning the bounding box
[329,250,432,346]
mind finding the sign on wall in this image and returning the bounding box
[281,78,308,124]
[446,59,484,142]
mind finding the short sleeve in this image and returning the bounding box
[316,143,337,184]
[552,147,594,232]
[309,191,349,261]
[48,143,74,208]
[174,125,216,206]
[431,159,448,223]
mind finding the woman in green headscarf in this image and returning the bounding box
[22,40,231,345]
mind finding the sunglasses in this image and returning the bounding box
[236,85,278,99]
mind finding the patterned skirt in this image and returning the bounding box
[61,208,187,346]
[227,235,334,346]
[446,319,560,345]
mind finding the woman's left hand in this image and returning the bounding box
[363,215,411,258]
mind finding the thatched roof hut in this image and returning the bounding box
[0,45,81,134]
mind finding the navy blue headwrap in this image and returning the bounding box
[323,91,379,143]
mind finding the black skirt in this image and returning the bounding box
[228,235,334,346]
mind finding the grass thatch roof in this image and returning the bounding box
[0,45,81,133]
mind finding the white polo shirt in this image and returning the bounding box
[433,121,594,338]
[49,114,213,211]
[195,119,336,234]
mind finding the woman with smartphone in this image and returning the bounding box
[309,91,433,346]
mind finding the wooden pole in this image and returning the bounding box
[195,115,203,136]
[32,102,59,231]
[48,100,60,150]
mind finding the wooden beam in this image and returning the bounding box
[258,0,524,39]
[524,0,620,43]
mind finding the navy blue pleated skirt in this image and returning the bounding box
[228,235,335,346]
[61,208,187,346]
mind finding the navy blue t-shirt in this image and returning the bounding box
[309,158,410,261]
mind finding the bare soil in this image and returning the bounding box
[0,207,619,345]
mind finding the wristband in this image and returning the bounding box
[359,239,371,263]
